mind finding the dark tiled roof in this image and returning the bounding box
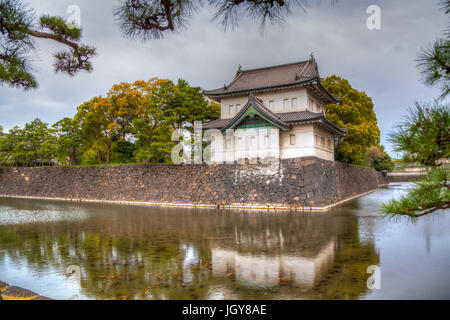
[203,59,318,97]
[203,118,231,130]
[278,110,324,123]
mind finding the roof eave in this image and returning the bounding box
[288,116,345,136]
[203,78,318,99]
[204,78,339,105]
[314,79,340,104]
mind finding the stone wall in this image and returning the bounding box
[0,157,388,209]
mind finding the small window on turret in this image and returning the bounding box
[264,135,270,147]
[283,99,289,111]
[291,98,297,109]
[229,105,235,116]
[250,136,256,148]
[290,134,296,145]
[269,100,275,110]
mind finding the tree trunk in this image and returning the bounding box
[71,147,77,166]
[106,137,111,164]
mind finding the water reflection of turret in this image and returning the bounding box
[206,211,338,289]
[0,198,380,300]
[211,240,335,288]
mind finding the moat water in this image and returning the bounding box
[0,183,449,300]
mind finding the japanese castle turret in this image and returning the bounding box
[203,58,345,163]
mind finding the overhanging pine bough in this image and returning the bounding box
[114,0,336,39]
[0,0,96,89]
[381,169,450,217]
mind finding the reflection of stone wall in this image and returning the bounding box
[0,157,388,209]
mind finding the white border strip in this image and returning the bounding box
[0,185,387,213]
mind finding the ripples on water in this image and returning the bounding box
[0,203,88,225]
[0,183,449,300]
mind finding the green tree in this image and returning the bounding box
[72,78,219,164]
[131,78,219,163]
[382,0,450,218]
[381,169,449,217]
[165,79,220,127]
[0,118,56,166]
[0,125,7,165]
[0,125,19,165]
[372,154,394,172]
[113,140,136,163]
[53,117,84,165]
[382,103,450,217]
[366,145,394,172]
[389,102,450,167]
[74,97,110,164]
[417,0,450,99]
[129,79,180,164]
[145,78,220,130]
[19,118,56,166]
[0,0,96,89]
[321,75,381,165]
[1,76,218,166]
[133,121,174,163]
[74,80,170,164]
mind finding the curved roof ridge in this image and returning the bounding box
[225,70,245,89]
[239,59,310,74]
[203,58,340,103]
[221,94,290,132]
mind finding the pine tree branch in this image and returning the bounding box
[414,202,450,217]
[24,29,79,50]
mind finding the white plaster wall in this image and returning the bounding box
[313,126,335,161]
[208,124,335,162]
[220,96,248,119]
[279,124,335,161]
[205,129,225,164]
[209,127,280,163]
[306,91,325,113]
[219,88,329,119]
[220,88,309,119]
[280,124,315,159]
[313,148,334,161]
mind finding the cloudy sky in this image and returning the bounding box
[0,0,447,156]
